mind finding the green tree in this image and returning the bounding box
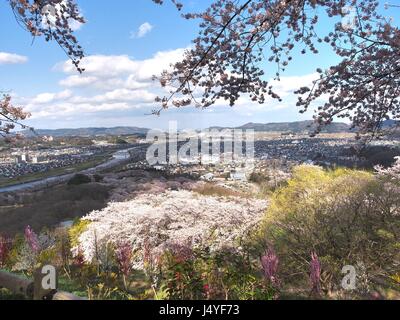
[259,165,400,296]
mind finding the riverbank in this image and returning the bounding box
[0,145,142,193]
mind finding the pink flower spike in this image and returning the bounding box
[24,225,40,254]
[115,241,133,276]
[310,252,322,295]
[261,247,279,287]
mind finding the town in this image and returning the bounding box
[1,131,399,188]
[128,133,400,184]
[0,135,141,185]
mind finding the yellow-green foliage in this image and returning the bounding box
[38,247,58,266]
[5,234,25,269]
[265,165,373,229]
[69,219,91,248]
[260,165,400,291]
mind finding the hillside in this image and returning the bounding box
[21,121,352,138]
[237,121,351,133]
[23,126,150,137]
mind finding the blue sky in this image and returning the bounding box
[0,0,399,130]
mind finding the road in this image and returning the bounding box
[0,146,142,193]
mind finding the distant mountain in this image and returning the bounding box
[209,121,351,133]
[236,121,351,133]
[17,120,400,139]
[26,121,352,138]
[23,126,150,137]
[382,119,400,128]
[237,119,400,133]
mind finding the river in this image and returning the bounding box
[0,146,141,193]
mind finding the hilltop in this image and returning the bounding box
[22,120,396,138]
[23,126,150,137]
[236,120,350,133]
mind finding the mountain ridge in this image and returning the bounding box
[23,126,150,137]
[22,120,398,137]
[211,120,351,133]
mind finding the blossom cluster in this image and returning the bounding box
[261,247,279,287]
[76,190,268,269]
[375,157,400,180]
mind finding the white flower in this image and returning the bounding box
[76,190,268,270]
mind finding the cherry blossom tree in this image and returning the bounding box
[75,190,268,270]
[152,0,399,140]
[2,0,85,137]
[0,94,31,139]
[8,0,85,72]
[4,0,400,140]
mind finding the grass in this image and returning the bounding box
[0,183,111,236]
[0,270,30,300]
[0,270,152,300]
[58,277,88,299]
[0,154,112,188]
[0,288,26,300]
[57,269,152,300]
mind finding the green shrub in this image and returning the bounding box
[259,165,400,295]
[69,219,91,248]
[93,174,104,182]
[68,174,92,186]
[0,184,109,236]
[115,138,128,145]
[156,247,275,300]
[249,172,269,184]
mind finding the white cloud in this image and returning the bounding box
[125,75,152,90]
[130,22,154,39]
[212,74,318,107]
[23,48,188,121]
[270,73,319,98]
[208,73,320,117]
[0,52,28,65]
[134,48,187,80]
[28,102,137,118]
[57,55,138,77]
[57,48,187,80]
[99,88,156,103]
[70,89,156,104]
[59,75,98,87]
[32,90,72,104]
[21,47,320,128]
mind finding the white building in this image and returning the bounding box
[201,173,215,182]
[230,170,247,182]
[15,154,28,163]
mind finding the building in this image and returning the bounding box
[30,155,47,164]
[230,170,247,182]
[42,136,54,142]
[15,154,29,164]
[201,173,215,182]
